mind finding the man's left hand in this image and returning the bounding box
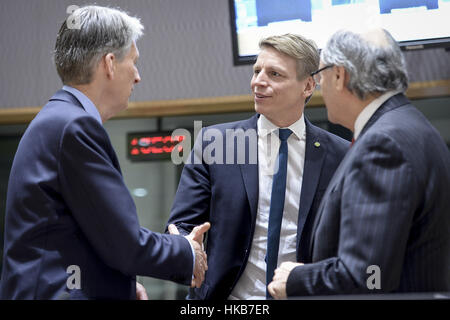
[267,262,303,299]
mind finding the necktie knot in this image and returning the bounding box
[278,128,292,142]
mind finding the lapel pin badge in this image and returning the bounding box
[314,141,320,148]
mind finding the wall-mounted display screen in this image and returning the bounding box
[229,0,450,64]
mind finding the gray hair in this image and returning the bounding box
[259,33,319,80]
[321,29,408,100]
[54,5,144,85]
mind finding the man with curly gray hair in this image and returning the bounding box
[269,28,450,298]
[0,5,209,300]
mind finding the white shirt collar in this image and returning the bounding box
[354,90,402,140]
[257,114,306,141]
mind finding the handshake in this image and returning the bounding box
[168,222,211,288]
[166,221,297,298]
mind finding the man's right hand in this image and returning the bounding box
[168,222,211,288]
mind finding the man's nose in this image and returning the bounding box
[252,71,267,87]
[135,71,141,84]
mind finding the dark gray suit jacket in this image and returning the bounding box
[287,93,450,296]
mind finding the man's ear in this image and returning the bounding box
[334,66,346,91]
[303,76,315,98]
[103,53,116,79]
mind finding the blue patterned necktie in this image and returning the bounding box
[266,128,292,298]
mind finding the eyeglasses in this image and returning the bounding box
[310,65,333,83]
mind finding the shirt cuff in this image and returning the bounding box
[188,239,195,279]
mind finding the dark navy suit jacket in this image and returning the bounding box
[0,89,193,299]
[167,114,349,299]
[287,94,450,296]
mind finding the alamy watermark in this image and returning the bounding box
[366,265,381,290]
[66,264,81,289]
[66,5,81,30]
[171,121,287,175]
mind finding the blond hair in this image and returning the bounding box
[259,33,319,80]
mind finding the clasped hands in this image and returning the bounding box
[168,222,211,288]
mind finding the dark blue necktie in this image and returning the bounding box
[266,128,292,298]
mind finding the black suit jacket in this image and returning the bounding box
[287,94,450,296]
[167,114,349,299]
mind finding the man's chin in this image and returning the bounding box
[254,103,271,115]
[112,102,129,117]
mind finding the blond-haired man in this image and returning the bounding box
[167,34,349,300]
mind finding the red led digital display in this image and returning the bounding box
[127,131,188,161]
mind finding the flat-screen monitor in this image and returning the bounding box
[229,0,450,64]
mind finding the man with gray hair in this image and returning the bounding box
[268,28,450,298]
[0,5,209,300]
[167,33,348,299]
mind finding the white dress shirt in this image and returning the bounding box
[354,90,402,140]
[229,114,306,300]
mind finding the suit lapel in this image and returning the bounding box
[308,151,349,258]
[239,115,259,223]
[296,119,326,258]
